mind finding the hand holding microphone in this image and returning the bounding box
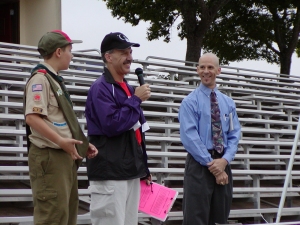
[134,68,151,101]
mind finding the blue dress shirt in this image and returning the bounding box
[178,83,241,166]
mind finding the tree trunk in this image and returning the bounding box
[279,53,292,76]
[185,35,202,64]
[179,0,231,80]
[178,35,202,81]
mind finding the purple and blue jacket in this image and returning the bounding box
[85,67,150,180]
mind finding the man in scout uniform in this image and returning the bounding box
[24,30,98,225]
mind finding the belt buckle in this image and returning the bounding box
[210,149,215,159]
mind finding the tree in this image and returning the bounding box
[203,0,300,75]
[103,0,231,63]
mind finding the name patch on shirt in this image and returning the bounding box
[53,122,67,127]
[32,84,43,92]
[33,94,41,102]
[32,107,43,113]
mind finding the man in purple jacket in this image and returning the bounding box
[85,32,152,225]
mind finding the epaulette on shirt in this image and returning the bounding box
[37,69,47,74]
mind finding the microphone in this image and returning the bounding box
[135,67,145,86]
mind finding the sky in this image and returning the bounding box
[61,0,300,76]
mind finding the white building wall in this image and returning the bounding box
[20,0,61,46]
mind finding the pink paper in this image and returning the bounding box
[139,181,178,221]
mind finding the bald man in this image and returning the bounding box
[178,53,241,225]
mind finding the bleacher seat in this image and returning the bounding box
[1,41,300,224]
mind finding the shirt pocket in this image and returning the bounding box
[89,184,116,217]
[222,112,231,134]
[49,92,59,108]
[48,92,60,118]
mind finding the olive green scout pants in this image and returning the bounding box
[28,144,79,225]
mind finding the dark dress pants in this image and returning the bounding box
[182,153,233,225]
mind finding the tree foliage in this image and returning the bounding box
[103,0,300,75]
[203,0,300,75]
[103,0,231,63]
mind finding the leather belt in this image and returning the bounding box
[208,149,223,159]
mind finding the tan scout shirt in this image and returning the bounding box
[25,63,72,149]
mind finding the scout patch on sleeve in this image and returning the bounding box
[32,107,43,113]
[32,84,43,92]
[33,94,41,102]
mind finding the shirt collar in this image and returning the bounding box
[40,62,59,76]
[103,67,128,84]
[199,83,219,96]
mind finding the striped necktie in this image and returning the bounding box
[210,90,224,154]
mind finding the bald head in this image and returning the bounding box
[199,53,220,68]
[197,52,221,89]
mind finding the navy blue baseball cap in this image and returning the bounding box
[101,32,140,53]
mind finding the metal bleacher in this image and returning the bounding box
[1,42,300,224]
